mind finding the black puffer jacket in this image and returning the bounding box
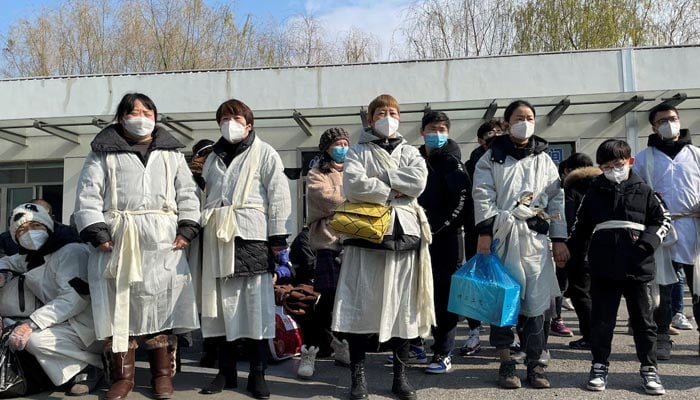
[563,166,602,236]
[418,139,471,237]
[567,171,671,282]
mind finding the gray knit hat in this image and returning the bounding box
[318,127,350,152]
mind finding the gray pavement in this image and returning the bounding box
[30,296,700,400]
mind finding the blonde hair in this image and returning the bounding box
[368,94,400,119]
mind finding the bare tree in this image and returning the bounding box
[645,0,700,45]
[283,14,335,65]
[399,0,516,59]
[340,27,380,63]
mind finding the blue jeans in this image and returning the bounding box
[671,263,686,315]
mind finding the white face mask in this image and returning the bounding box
[373,116,399,138]
[220,121,247,143]
[509,121,535,140]
[18,229,49,251]
[657,120,681,140]
[122,116,155,138]
[604,164,630,184]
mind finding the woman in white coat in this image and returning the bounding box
[0,203,102,396]
[198,99,292,399]
[473,100,569,389]
[74,93,201,400]
[331,94,434,400]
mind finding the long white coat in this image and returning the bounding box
[199,136,292,341]
[74,148,200,350]
[331,130,434,342]
[473,142,566,317]
[0,243,102,385]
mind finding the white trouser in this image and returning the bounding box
[25,323,103,386]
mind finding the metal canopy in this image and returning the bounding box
[0,89,698,146]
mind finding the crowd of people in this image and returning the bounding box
[0,92,697,399]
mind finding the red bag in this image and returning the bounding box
[268,306,302,361]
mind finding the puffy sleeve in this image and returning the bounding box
[261,146,292,238]
[74,152,107,231]
[343,145,392,204]
[543,156,567,239]
[386,145,427,199]
[306,168,344,220]
[472,150,498,226]
[30,244,90,330]
[172,152,201,241]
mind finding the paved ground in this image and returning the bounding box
[30,296,700,400]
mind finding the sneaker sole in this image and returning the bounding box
[586,384,606,391]
[460,346,481,356]
[425,367,451,374]
[643,387,666,395]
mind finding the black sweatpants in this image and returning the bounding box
[565,261,592,340]
[590,278,657,367]
[679,262,700,333]
[490,314,546,366]
[430,232,462,356]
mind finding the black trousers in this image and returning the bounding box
[590,278,657,367]
[429,232,461,356]
[565,261,592,340]
[654,283,673,335]
[299,288,336,353]
[679,262,700,333]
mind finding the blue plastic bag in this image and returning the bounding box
[447,252,521,327]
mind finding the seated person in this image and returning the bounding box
[0,203,102,396]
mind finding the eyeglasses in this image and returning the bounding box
[599,161,627,172]
[654,116,679,125]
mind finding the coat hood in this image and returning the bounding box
[91,124,184,152]
[564,166,602,189]
[358,127,405,144]
[489,134,549,163]
[647,128,692,147]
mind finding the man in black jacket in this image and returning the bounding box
[567,139,671,395]
[418,111,471,374]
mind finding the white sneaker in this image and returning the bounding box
[331,337,350,367]
[459,328,481,356]
[562,297,575,311]
[297,345,318,378]
[671,313,694,330]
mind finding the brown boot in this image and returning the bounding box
[105,338,138,400]
[144,334,177,400]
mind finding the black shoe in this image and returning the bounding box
[350,362,369,400]
[200,368,237,394]
[391,357,416,400]
[246,370,270,399]
[569,338,592,350]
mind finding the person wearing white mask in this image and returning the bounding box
[74,93,201,400]
[473,100,568,389]
[331,94,434,400]
[566,139,671,395]
[0,203,102,396]
[417,111,471,375]
[198,99,292,399]
[633,103,700,359]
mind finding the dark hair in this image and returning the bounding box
[648,103,679,125]
[192,139,215,157]
[114,93,158,122]
[558,158,568,176]
[30,198,53,215]
[216,99,254,126]
[421,111,451,130]
[504,100,536,123]
[477,119,503,139]
[596,139,631,165]
[564,152,594,170]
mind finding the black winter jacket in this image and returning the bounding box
[418,139,472,238]
[567,171,671,282]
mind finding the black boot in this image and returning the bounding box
[201,340,237,394]
[391,354,416,400]
[350,362,368,400]
[246,340,270,399]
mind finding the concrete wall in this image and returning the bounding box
[1,46,699,225]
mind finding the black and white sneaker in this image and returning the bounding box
[640,366,665,395]
[586,363,608,392]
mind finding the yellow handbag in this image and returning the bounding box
[329,202,391,243]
